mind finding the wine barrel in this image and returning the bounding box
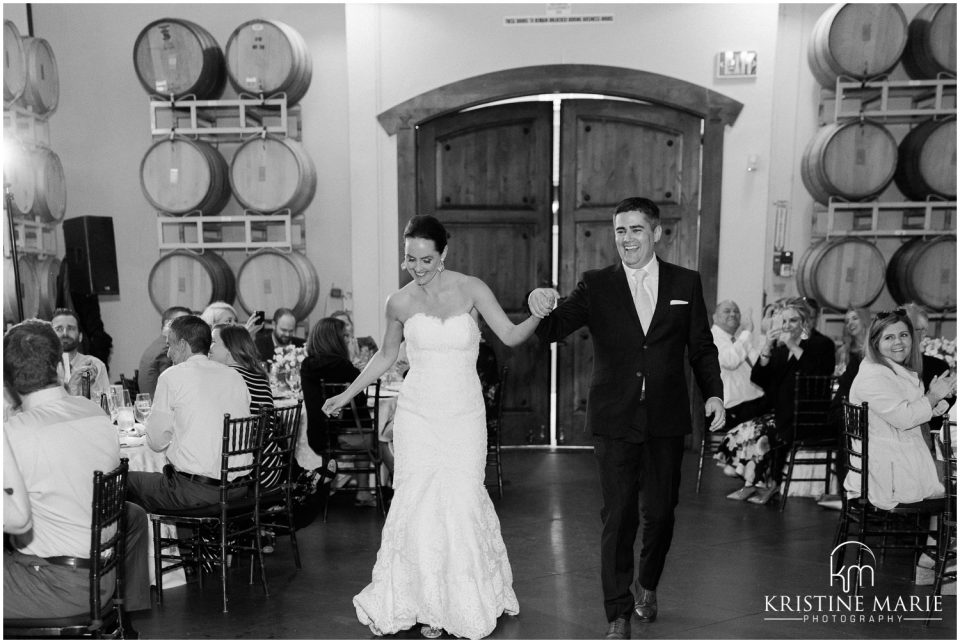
[886,236,956,310]
[140,138,231,215]
[20,37,59,115]
[229,135,316,214]
[902,3,957,79]
[35,255,61,319]
[3,20,26,102]
[225,19,312,105]
[31,148,67,222]
[4,142,36,218]
[148,250,235,314]
[801,120,898,204]
[15,255,41,319]
[132,18,226,100]
[807,4,908,88]
[893,117,956,200]
[796,238,886,311]
[235,250,318,321]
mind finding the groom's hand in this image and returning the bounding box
[528,288,559,318]
[705,397,726,432]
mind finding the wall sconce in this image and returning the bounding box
[746,154,760,172]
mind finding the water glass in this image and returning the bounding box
[115,389,134,431]
[134,393,153,423]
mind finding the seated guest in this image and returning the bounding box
[711,300,771,499]
[712,300,766,428]
[300,317,377,507]
[211,324,274,413]
[844,309,956,509]
[127,315,251,512]
[254,307,305,363]
[331,310,378,369]
[840,307,870,373]
[51,307,110,400]
[200,301,264,337]
[744,297,836,505]
[138,306,191,397]
[3,320,150,618]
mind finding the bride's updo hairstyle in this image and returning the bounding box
[403,215,448,253]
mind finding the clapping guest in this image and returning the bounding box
[903,303,957,433]
[331,310,379,369]
[138,306,191,397]
[844,309,956,509]
[51,308,110,400]
[210,324,274,413]
[747,297,836,504]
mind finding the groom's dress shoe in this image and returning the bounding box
[604,615,631,639]
[634,588,658,622]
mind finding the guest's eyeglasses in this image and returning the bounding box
[876,308,907,320]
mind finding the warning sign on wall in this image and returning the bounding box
[504,14,615,26]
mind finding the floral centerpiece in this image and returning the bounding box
[921,336,957,373]
[270,344,307,397]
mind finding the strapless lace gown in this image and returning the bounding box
[353,313,519,639]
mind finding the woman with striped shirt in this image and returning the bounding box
[210,324,274,412]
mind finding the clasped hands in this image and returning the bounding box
[321,394,348,418]
[528,288,560,319]
[928,371,958,416]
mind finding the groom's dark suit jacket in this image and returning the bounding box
[537,259,723,439]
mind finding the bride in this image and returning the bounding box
[321,215,543,639]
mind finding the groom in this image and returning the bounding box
[529,197,724,639]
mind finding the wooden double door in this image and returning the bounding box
[416,99,703,446]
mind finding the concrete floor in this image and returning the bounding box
[132,448,956,639]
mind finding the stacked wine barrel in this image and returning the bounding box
[135,18,319,320]
[798,3,957,313]
[3,20,66,324]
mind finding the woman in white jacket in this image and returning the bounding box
[845,309,956,510]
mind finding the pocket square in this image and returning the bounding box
[670,299,689,305]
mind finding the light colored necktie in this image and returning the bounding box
[634,269,654,332]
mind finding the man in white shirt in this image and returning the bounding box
[3,320,150,619]
[127,315,251,512]
[51,308,111,401]
[711,300,766,430]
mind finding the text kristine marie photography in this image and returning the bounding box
[763,541,944,625]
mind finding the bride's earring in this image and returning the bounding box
[438,260,445,273]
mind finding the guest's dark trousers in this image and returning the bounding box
[594,434,684,622]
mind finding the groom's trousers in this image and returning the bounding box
[594,434,684,622]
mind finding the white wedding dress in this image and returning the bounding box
[353,312,519,639]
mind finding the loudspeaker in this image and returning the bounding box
[62,216,119,295]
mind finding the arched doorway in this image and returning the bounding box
[379,65,742,446]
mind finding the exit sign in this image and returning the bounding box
[716,50,758,78]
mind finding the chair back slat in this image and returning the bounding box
[258,403,303,493]
[793,374,838,441]
[841,400,869,500]
[88,458,129,627]
[220,413,263,500]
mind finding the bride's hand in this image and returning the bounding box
[321,394,348,417]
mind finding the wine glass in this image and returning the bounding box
[134,393,152,423]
